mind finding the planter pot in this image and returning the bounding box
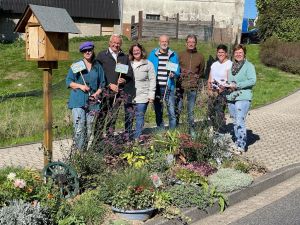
[112,206,155,221]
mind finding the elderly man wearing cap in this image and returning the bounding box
[66,41,106,151]
[96,34,135,139]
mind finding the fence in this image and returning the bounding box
[131,11,236,43]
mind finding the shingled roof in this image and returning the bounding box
[0,0,120,20]
[14,4,81,34]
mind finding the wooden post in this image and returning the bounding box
[38,61,58,166]
[138,11,143,40]
[211,15,215,43]
[131,15,135,25]
[175,13,179,40]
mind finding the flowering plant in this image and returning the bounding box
[0,168,60,208]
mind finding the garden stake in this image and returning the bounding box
[113,72,122,105]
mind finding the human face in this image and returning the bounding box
[186,37,197,50]
[109,36,122,53]
[234,48,245,62]
[159,35,169,51]
[82,48,94,61]
[217,49,228,63]
[132,46,142,61]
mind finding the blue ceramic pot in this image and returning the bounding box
[112,206,155,221]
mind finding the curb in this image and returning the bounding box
[145,162,300,225]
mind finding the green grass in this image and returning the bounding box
[0,39,299,147]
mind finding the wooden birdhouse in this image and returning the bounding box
[14,4,80,61]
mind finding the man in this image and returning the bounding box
[175,34,205,135]
[96,34,135,138]
[148,35,180,129]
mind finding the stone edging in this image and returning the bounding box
[145,162,300,225]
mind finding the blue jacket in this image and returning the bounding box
[66,60,106,109]
[148,48,180,91]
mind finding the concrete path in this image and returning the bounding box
[243,90,300,171]
[192,173,300,225]
[0,91,299,171]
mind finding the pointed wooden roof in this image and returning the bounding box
[14,4,81,34]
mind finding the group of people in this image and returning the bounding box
[66,33,256,154]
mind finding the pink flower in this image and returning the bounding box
[14,179,26,189]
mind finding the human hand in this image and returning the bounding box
[109,83,119,93]
[148,98,154,103]
[118,78,126,84]
[80,84,90,92]
[169,72,175,78]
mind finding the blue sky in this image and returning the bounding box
[244,0,258,19]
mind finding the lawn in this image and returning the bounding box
[0,38,299,147]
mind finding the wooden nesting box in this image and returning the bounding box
[14,4,81,61]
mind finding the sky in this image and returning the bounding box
[244,0,258,19]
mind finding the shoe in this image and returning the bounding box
[229,145,244,155]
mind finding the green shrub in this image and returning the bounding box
[57,190,107,225]
[260,37,300,74]
[0,200,52,225]
[208,168,253,193]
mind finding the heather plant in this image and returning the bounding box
[182,162,217,176]
[167,184,210,209]
[208,168,253,193]
[0,200,52,225]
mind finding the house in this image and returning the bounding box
[0,0,121,42]
[1,0,244,43]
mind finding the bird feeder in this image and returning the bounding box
[14,4,80,166]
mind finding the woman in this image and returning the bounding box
[66,41,106,151]
[208,44,232,130]
[128,43,156,139]
[226,44,256,153]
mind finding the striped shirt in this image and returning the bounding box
[157,52,169,87]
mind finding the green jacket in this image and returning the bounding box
[227,60,256,101]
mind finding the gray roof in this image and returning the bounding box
[29,4,80,33]
[15,4,81,34]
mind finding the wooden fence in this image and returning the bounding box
[131,11,236,43]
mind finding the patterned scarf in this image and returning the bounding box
[232,59,245,75]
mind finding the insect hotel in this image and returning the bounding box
[14,4,80,166]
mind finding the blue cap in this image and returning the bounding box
[79,41,94,52]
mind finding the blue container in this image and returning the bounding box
[112,207,155,221]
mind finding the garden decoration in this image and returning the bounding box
[14,4,80,166]
[42,161,79,198]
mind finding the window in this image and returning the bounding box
[146,14,160,20]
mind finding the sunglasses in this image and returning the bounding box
[82,48,93,53]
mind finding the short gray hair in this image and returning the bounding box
[109,34,123,43]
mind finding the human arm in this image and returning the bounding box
[147,61,157,102]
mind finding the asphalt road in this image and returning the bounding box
[229,188,300,225]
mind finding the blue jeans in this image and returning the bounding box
[72,108,95,151]
[133,103,148,139]
[176,90,197,128]
[228,100,251,150]
[154,87,176,129]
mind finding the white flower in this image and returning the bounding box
[7,172,16,181]
[14,179,26,189]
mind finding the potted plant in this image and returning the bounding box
[100,168,157,221]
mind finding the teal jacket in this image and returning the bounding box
[227,60,256,101]
[66,60,106,109]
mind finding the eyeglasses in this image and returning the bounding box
[82,48,93,53]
